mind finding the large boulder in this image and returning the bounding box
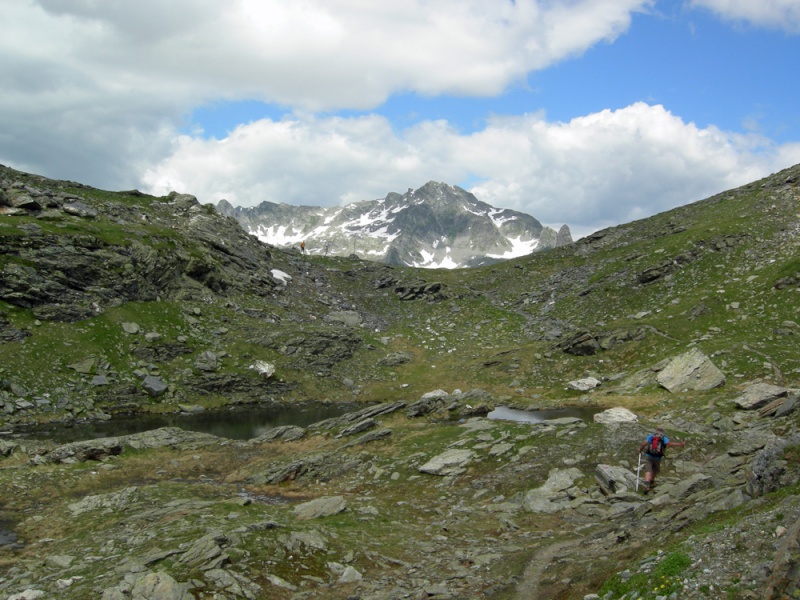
[593,407,638,424]
[595,464,639,494]
[656,348,725,393]
[733,382,787,410]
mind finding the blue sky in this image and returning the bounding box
[190,7,799,142]
[2,0,799,239]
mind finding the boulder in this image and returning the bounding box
[193,350,219,372]
[338,566,363,583]
[0,439,20,457]
[337,417,377,437]
[66,357,96,374]
[324,311,362,327]
[177,531,229,570]
[293,496,347,520]
[664,473,714,501]
[62,201,97,219]
[68,486,139,516]
[203,569,262,599]
[377,351,413,367]
[593,407,638,424]
[567,377,601,391]
[248,360,275,378]
[656,348,725,392]
[252,425,306,443]
[733,382,787,410]
[407,396,448,418]
[524,467,583,513]
[42,437,124,464]
[122,322,141,335]
[123,571,194,600]
[595,464,639,494]
[142,375,168,398]
[419,449,475,476]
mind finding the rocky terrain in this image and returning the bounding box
[216,181,572,268]
[0,162,799,599]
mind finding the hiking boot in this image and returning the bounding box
[642,483,651,495]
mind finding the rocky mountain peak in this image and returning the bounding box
[220,181,572,268]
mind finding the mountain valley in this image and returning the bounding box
[0,162,799,599]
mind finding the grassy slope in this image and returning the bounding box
[0,164,799,598]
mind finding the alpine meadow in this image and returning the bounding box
[1,161,800,599]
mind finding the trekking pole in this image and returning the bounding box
[636,452,642,492]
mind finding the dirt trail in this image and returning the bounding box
[514,538,585,599]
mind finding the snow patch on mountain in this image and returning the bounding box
[218,181,571,269]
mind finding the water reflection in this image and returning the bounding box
[488,405,602,424]
[18,402,357,443]
[0,520,18,548]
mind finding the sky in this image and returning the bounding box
[2,0,800,239]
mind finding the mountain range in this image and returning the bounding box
[217,181,572,268]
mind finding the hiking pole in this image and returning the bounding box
[636,452,642,492]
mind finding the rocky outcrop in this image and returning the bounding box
[0,174,279,322]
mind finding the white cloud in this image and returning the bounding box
[689,0,800,32]
[143,103,800,239]
[0,0,653,189]
[1,0,798,240]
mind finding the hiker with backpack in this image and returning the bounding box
[638,426,685,494]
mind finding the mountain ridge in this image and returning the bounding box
[217,181,572,268]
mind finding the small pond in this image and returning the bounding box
[487,405,603,424]
[14,402,358,444]
[0,521,17,547]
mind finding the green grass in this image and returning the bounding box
[599,551,692,598]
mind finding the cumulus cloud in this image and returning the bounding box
[1,0,798,240]
[690,0,800,32]
[0,0,653,189]
[143,103,800,239]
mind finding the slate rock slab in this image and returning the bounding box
[734,382,787,410]
[293,495,347,520]
[418,449,476,476]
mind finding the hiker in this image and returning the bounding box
[638,426,685,493]
[300,241,305,254]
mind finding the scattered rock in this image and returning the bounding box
[293,496,347,520]
[324,311,362,327]
[419,449,476,476]
[141,375,168,398]
[122,322,141,335]
[377,351,413,367]
[567,377,601,391]
[248,360,275,378]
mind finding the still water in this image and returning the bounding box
[17,402,357,444]
[488,405,602,424]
